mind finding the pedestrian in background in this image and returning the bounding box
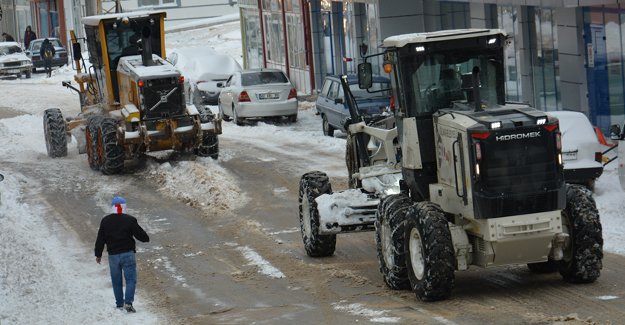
[95,196,150,313]
[40,38,55,78]
[24,26,36,49]
[2,32,15,42]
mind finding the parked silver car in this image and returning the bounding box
[0,42,32,78]
[217,69,298,125]
[25,38,68,71]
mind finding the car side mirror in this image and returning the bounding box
[334,98,344,104]
[25,51,31,55]
[358,63,373,89]
[72,42,82,60]
[217,82,224,88]
[0,174,3,182]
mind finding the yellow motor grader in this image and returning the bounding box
[43,11,221,174]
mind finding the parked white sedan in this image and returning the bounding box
[217,69,298,125]
[0,42,33,78]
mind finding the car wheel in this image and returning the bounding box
[233,104,243,126]
[25,70,32,79]
[219,100,231,121]
[322,114,334,137]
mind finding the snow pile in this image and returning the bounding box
[594,164,625,256]
[145,159,247,213]
[0,173,162,324]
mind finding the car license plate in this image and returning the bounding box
[563,151,577,161]
[7,69,20,74]
[259,92,279,100]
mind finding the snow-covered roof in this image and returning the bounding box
[119,54,179,78]
[382,29,507,48]
[82,10,167,26]
[0,41,22,48]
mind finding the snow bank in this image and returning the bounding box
[0,173,162,324]
[144,158,247,214]
[594,164,625,256]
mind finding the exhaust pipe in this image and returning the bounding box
[472,66,482,112]
[140,26,154,67]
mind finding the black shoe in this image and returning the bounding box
[116,305,124,310]
[124,304,136,313]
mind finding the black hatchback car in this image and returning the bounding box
[316,75,391,136]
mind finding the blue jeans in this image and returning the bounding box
[108,251,137,307]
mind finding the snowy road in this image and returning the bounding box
[2,20,625,325]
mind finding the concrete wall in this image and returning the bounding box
[555,7,588,114]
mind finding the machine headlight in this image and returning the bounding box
[537,117,547,125]
[490,121,502,129]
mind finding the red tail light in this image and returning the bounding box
[239,91,251,102]
[138,80,144,88]
[179,76,184,84]
[390,95,395,112]
[544,123,558,132]
[595,152,603,163]
[288,88,297,100]
[471,131,491,140]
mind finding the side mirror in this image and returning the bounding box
[72,42,82,60]
[358,63,373,89]
[334,98,344,104]
[0,174,3,182]
[217,82,224,88]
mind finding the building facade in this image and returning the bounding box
[239,0,625,134]
[105,0,238,28]
[1,0,68,46]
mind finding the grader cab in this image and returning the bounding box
[43,11,220,174]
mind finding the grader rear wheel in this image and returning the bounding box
[97,118,124,175]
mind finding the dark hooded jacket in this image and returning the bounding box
[40,39,55,61]
[94,213,149,257]
[24,27,36,49]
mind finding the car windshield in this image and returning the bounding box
[32,40,62,52]
[0,45,23,55]
[242,71,288,86]
[349,81,390,99]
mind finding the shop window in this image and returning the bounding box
[498,6,522,102]
[529,7,561,111]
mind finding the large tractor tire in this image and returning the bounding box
[375,194,414,290]
[194,106,219,160]
[322,114,334,137]
[196,133,219,159]
[85,116,103,170]
[43,108,68,158]
[405,201,455,301]
[345,134,361,189]
[558,184,603,283]
[299,171,336,257]
[97,118,124,175]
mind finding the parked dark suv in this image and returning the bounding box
[316,75,391,136]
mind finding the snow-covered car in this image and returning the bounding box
[217,68,298,125]
[0,42,33,78]
[25,38,68,71]
[168,47,242,106]
[549,110,604,189]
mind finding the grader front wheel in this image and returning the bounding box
[43,108,68,158]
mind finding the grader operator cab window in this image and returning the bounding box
[404,52,503,115]
[103,20,162,102]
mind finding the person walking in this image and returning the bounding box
[40,38,55,77]
[95,196,150,313]
[2,32,15,42]
[23,26,36,49]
